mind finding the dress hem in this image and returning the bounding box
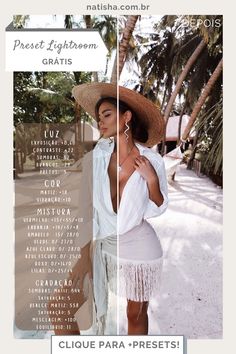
[104,251,163,302]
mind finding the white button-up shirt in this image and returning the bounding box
[80,138,168,242]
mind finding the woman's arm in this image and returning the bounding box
[134,155,164,207]
[146,174,164,206]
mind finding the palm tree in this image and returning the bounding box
[186,95,222,182]
[111,15,139,83]
[138,31,177,111]
[93,16,117,77]
[84,15,99,82]
[159,39,207,154]
[136,15,222,155]
[136,16,210,154]
[163,39,206,122]
[201,99,223,176]
[160,15,222,154]
[181,58,223,142]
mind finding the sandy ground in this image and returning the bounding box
[14,163,222,339]
[116,164,223,338]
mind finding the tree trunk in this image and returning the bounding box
[73,72,82,85]
[163,39,206,124]
[64,15,73,29]
[105,57,109,76]
[160,85,168,112]
[92,72,99,82]
[83,16,97,83]
[160,39,206,155]
[111,52,118,83]
[177,100,187,144]
[84,15,92,28]
[181,59,223,142]
[74,102,83,161]
[111,15,139,83]
[187,128,199,170]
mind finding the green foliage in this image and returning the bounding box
[93,16,117,54]
[137,15,222,115]
[135,15,223,178]
[195,98,223,176]
[14,72,43,124]
[14,72,92,125]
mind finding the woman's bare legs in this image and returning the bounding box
[126,300,149,335]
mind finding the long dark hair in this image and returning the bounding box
[95,97,148,143]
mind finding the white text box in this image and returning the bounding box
[51,335,186,354]
[6,30,108,71]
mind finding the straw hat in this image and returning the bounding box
[72,82,164,147]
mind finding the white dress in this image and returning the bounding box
[80,138,168,332]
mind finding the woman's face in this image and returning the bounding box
[97,101,128,139]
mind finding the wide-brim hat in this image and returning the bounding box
[72,83,164,147]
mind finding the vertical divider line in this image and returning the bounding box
[116,14,120,337]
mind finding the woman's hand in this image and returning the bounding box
[134,155,157,183]
[68,242,92,289]
[134,155,164,207]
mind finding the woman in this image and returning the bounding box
[48,83,168,335]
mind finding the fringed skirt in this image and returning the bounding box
[103,220,163,302]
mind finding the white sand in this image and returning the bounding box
[117,164,223,338]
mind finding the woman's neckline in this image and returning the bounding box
[106,142,141,215]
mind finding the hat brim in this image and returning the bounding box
[72,83,164,147]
